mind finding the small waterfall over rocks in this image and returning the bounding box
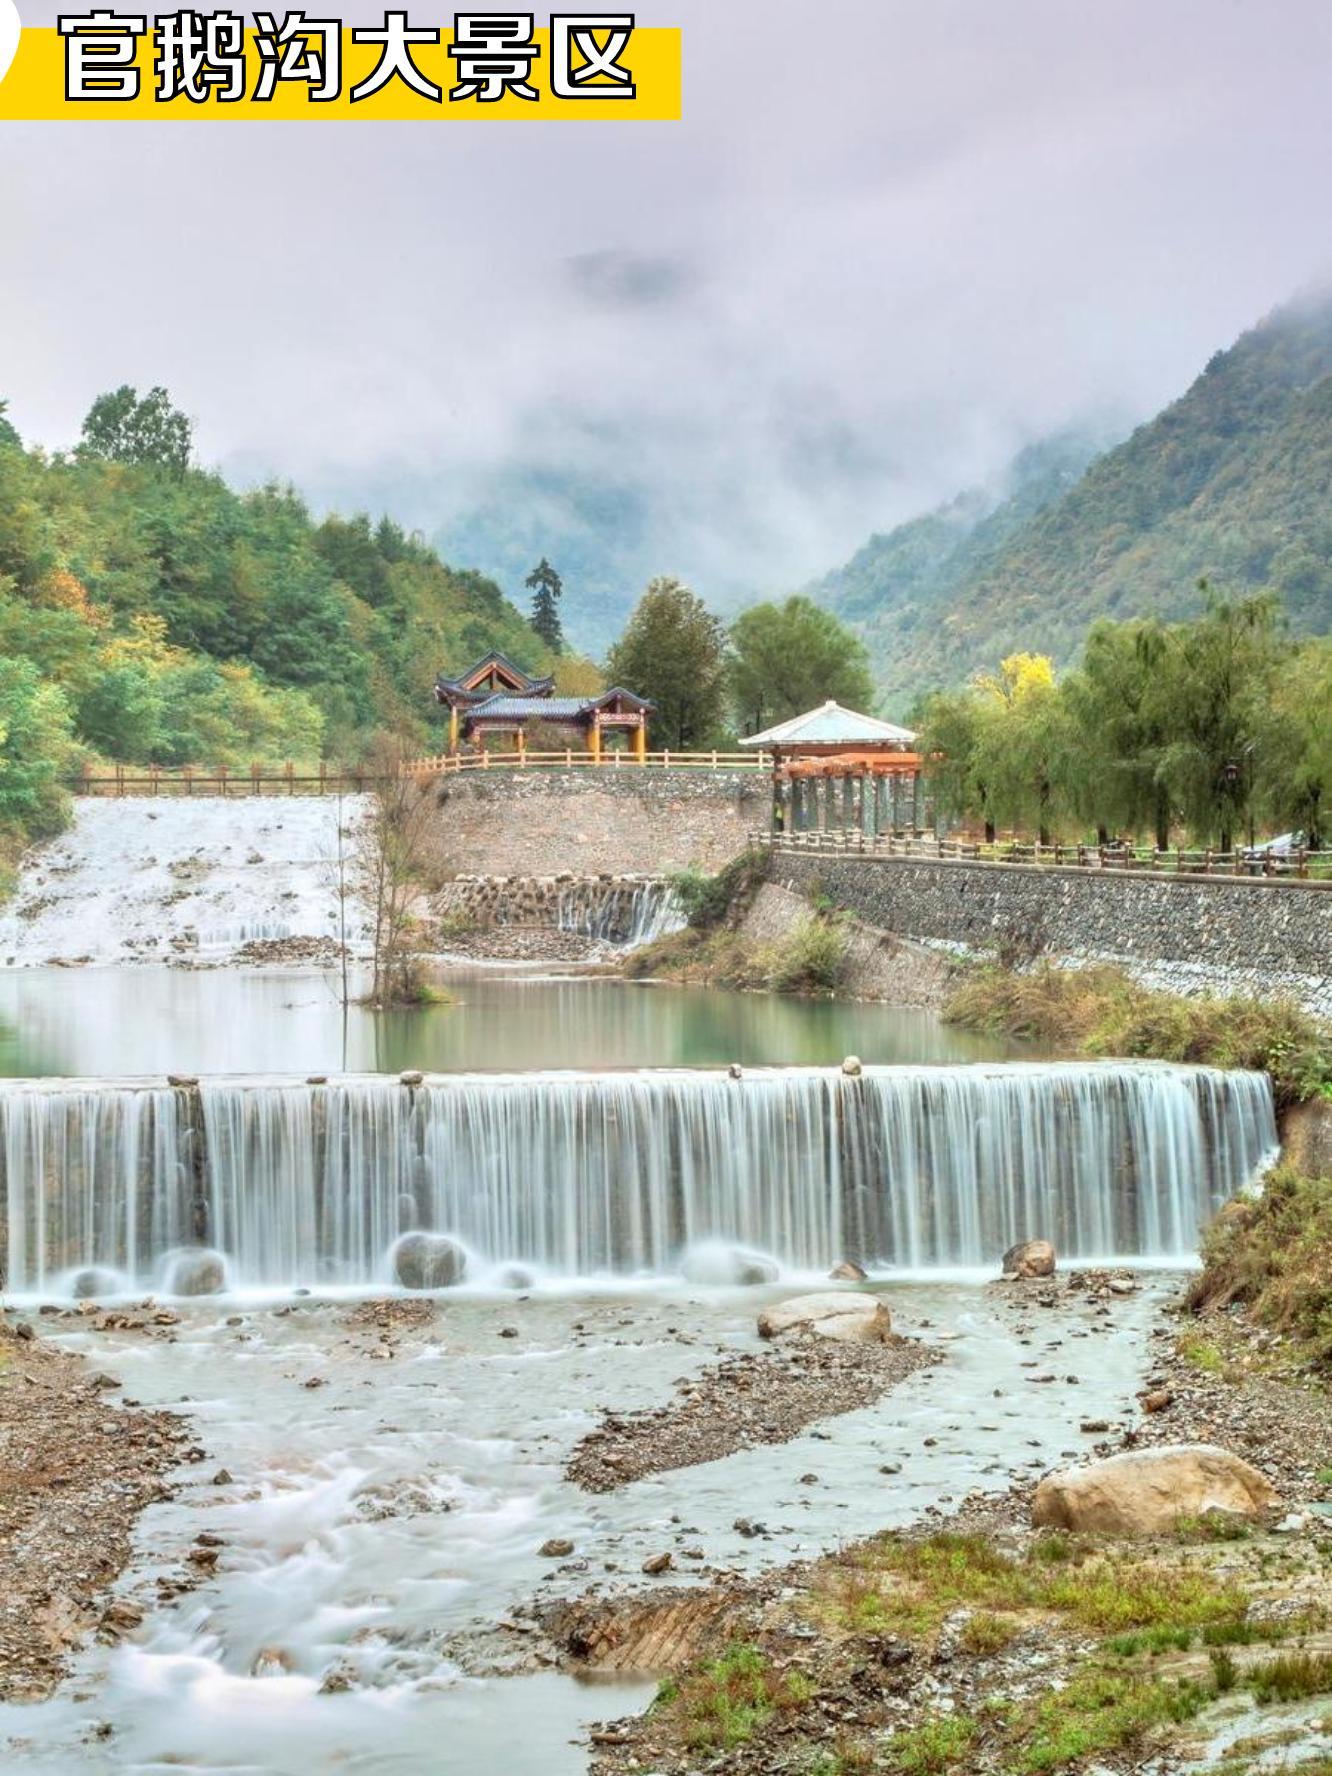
[437,874,685,948]
[0,1062,1276,1292]
[0,797,375,966]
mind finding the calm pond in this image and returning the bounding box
[0,964,1027,1079]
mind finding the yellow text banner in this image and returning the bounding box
[0,24,682,120]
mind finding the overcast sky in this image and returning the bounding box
[4,0,1331,606]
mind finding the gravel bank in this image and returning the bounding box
[0,1313,193,1700]
[567,1332,940,1492]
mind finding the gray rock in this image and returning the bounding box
[391,1232,467,1290]
[164,1248,229,1297]
[71,1266,123,1301]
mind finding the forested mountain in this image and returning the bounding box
[809,431,1107,701]
[814,294,1332,713]
[0,389,554,842]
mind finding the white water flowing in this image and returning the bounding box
[0,797,374,965]
[435,875,685,947]
[0,1062,1276,1292]
[555,880,685,946]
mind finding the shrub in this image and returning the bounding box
[943,962,1332,1107]
[761,914,849,994]
[669,847,770,931]
[1187,1165,1332,1368]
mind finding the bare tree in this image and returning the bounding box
[353,740,440,1008]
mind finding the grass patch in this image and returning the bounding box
[880,1713,979,1773]
[1009,1666,1214,1773]
[626,907,850,996]
[960,1609,1021,1655]
[816,1532,1247,1642]
[658,1641,816,1753]
[1178,1333,1227,1375]
[434,909,478,944]
[1249,1651,1332,1705]
[668,849,771,932]
[756,913,849,994]
[943,961,1331,1107]
[1187,1165,1332,1370]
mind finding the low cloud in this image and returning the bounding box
[3,0,1330,620]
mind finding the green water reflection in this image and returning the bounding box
[0,965,1029,1079]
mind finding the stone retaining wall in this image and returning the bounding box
[772,853,1332,1013]
[426,769,767,876]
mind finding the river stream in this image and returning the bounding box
[0,1277,1171,1774]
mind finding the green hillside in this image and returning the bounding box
[816,295,1332,712]
[810,431,1105,708]
[0,386,554,845]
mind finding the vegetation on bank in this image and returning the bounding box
[942,962,1332,1108]
[624,850,853,996]
[1188,1165,1332,1371]
[917,592,1332,851]
[636,1529,1332,1775]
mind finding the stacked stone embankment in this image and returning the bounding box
[425,768,766,876]
[773,853,1332,1014]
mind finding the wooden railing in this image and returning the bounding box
[401,748,771,776]
[755,828,1332,883]
[71,750,772,796]
[72,762,383,797]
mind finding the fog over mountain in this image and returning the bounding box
[4,0,1331,644]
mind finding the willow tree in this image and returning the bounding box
[1267,637,1332,848]
[918,687,996,840]
[1157,589,1286,853]
[1059,618,1176,847]
[971,653,1068,845]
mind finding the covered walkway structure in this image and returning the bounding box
[739,700,933,838]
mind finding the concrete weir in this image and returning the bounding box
[0,1062,1277,1292]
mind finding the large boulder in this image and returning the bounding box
[163,1248,229,1297]
[1002,1238,1056,1280]
[1032,1444,1278,1536]
[758,1291,891,1344]
[680,1243,779,1287]
[71,1266,124,1301]
[391,1232,467,1291]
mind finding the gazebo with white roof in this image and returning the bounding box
[739,699,930,838]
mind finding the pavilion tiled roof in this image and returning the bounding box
[467,696,597,720]
[434,650,556,705]
[739,700,917,748]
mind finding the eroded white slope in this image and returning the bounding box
[0,797,373,966]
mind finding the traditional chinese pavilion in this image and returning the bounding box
[433,651,654,759]
[739,700,931,835]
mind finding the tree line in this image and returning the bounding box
[916,589,1332,852]
[0,385,570,848]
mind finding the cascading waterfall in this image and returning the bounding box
[0,1062,1277,1292]
[435,875,684,947]
[555,880,685,946]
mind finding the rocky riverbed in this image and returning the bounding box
[0,1313,192,1700]
[2,1272,1326,1776]
[568,1278,1332,1776]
